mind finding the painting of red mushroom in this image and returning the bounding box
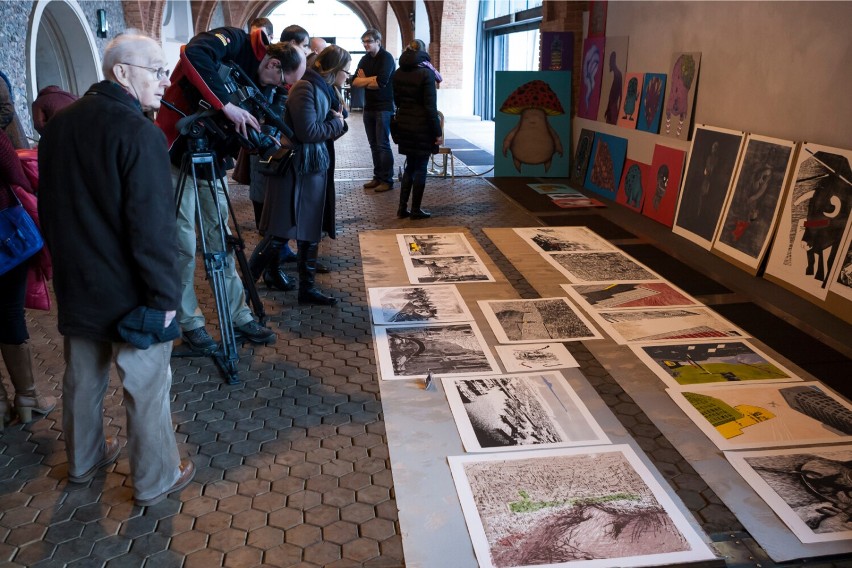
[495,71,571,177]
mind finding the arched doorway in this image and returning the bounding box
[29,0,101,103]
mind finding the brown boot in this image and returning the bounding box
[0,342,56,423]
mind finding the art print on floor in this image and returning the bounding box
[552,195,606,209]
[448,445,716,568]
[570,128,596,187]
[629,340,801,389]
[594,307,748,345]
[617,72,644,129]
[442,372,609,452]
[726,445,852,543]
[495,71,571,177]
[642,144,686,227]
[368,284,474,325]
[514,226,612,253]
[713,135,797,271]
[578,37,606,120]
[374,322,500,380]
[597,36,629,125]
[495,343,579,372]
[615,159,650,213]
[562,281,699,311]
[662,52,701,140]
[399,233,474,257]
[584,131,628,201]
[636,73,666,134]
[668,381,852,450]
[673,125,746,249]
[479,298,603,343]
[765,143,852,301]
[528,183,580,195]
[543,251,658,283]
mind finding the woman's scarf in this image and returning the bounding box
[297,69,338,174]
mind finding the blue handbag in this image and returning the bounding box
[0,185,43,275]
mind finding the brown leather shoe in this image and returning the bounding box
[373,182,394,192]
[363,179,380,189]
[135,459,196,507]
[69,437,121,483]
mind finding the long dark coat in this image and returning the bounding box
[392,50,441,156]
[38,81,180,342]
[260,71,345,243]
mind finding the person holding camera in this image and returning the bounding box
[249,46,350,306]
[156,27,300,354]
[39,31,194,506]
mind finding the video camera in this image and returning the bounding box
[219,61,294,160]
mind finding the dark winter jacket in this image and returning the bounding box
[38,81,180,342]
[392,50,441,156]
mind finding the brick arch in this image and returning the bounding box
[422,0,443,67]
[122,0,166,41]
[386,1,415,45]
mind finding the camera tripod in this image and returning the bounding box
[173,135,265,385]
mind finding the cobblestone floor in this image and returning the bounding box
[0,113,845,567]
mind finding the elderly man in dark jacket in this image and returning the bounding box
[38,31,194,507]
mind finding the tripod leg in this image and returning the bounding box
[220,179,265,323]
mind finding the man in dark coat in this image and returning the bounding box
[352,28,396,192]
[38,31,194,507]
[156,27,289,354]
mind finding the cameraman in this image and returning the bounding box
[156,27,299,354]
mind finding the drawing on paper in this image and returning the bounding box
[674,125,746,249]
[578,38,605,120]
[448,446,716,568]
[630,340,800,388]
[727,445,852,543]
[570,129,596,187]
[495,343,579,372]
[527,183,579,195]
[668,381,852,450]
[479,298,602,343]
[545,251,657,282]
[368,284,473,325]
[514,226,611,253]
[663,52,701,140]
[552,195,606,209]
[714,135,796,270]
[642,144,687,227]
[562,281,699,310]
[443,373,608,452]
[595,307,747,345]
[637,73,666,134]
[617,73,644,128]
[584,132,628,200]
[399,233,474,257]
[765,143,852,301]
[615,160,649,213]
[374,322,500,380]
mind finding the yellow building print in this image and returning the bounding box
[683,392,775,439]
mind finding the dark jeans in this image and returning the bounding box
[0,260,30,344]
[404,153,430,186]
[363,110,394,184]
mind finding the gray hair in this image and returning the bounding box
[102,29,158,80]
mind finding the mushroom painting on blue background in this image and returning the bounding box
[494,71,572,177]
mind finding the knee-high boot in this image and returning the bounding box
[410,182,431,219]
[297,240,338,306]
[397,172,412,218]
[249,236,296,291]
[0,381,9,431]
[0,342,56,423]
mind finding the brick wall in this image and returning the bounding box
[438,0,466,89]
[541,0,585,117]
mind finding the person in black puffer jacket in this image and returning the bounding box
[392,40,442,219]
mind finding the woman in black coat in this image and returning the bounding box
[249,46,350,305]
[392,40,442,219]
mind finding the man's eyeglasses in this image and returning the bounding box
[361,39,376,44]
[120,62,170,80]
